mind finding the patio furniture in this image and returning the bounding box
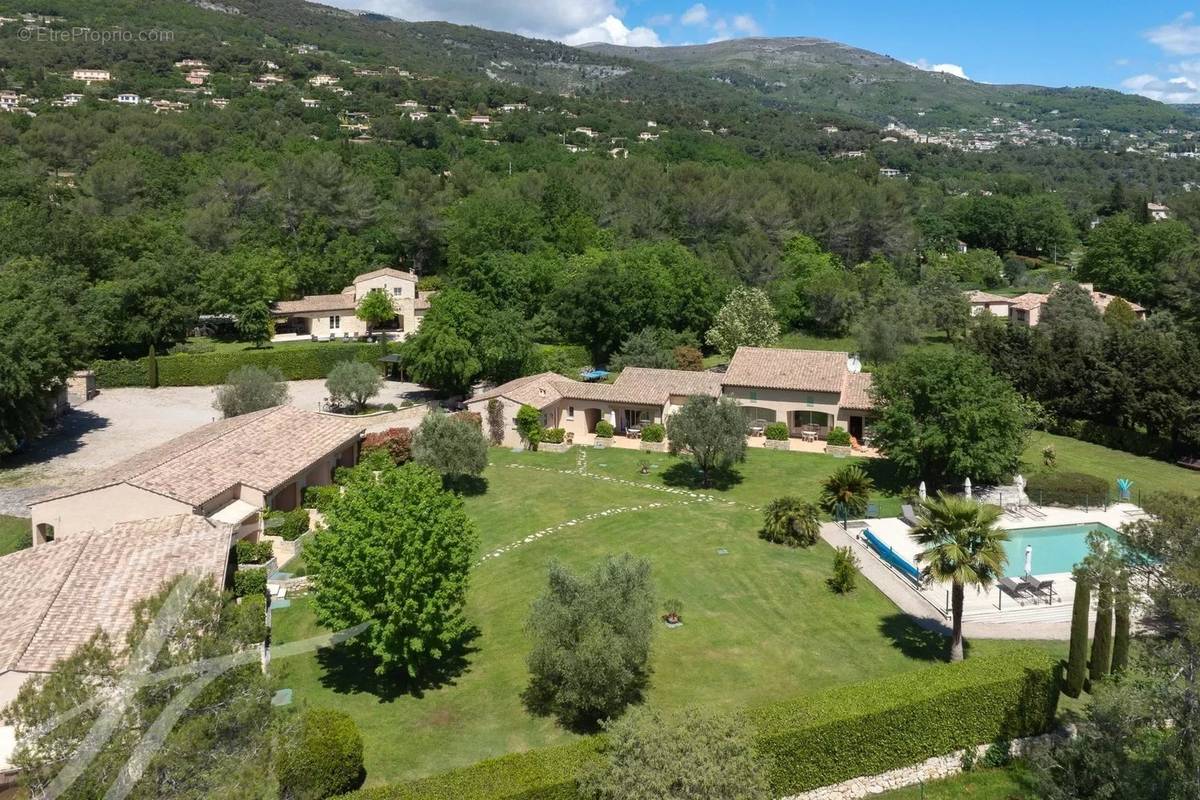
[749,425,764,437]
[310,334,318,342]
[626,426,641,439]
[999,576,1032,600]
[565,431,574,444]
[900,504,919,527]
[865,502,879,519]
[801,429,817,443]
[1025,576,1057,604]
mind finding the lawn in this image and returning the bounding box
[1023,431,1200,499]
[271,446,1063,787]
[876,764,1034,799]
[0,515,30,556]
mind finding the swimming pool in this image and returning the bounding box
[1002,523,1118,577]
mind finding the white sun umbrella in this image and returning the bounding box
[1024,545,1033,578]
[963,477,972,499]
[918,481,927,501]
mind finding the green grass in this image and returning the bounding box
[178,336,315,354]
[0,515,30,556]
[875,764,1034,799]
[271,447,1062,787]
[1023,431,1200,498]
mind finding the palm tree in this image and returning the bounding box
[910,493,1009,662]
[761,496,821,547]
[819,465,874,521]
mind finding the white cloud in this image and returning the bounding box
[645,12,674,27]
[1146,12,1200,55]
[330,0,661,47]
[561,15,662,46]
[732,14,762,35]
[1122,71,1200,103]
[680,3,708,26]
[910,58,970,80]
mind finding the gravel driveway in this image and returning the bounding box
[0,380,435,509]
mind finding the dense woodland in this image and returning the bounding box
[3,0,1200,458]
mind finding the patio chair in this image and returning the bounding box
[1025,576,1056,604]
[310,334,318,342]
[999,576,1031,600]
[865,502,879,519]
[1022,504,1047,519]
[900,504,918,527]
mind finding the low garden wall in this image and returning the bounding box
[342,649,1059,800]
[93,343,386,388]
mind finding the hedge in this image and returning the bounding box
[93,342,385,388]
[341,650,1058,800]
[277,707,366,800]
[265,508,311,541]
[1026,471,1109,507]
[639,423,665,443]
[343,739,602,800]
[233,567,268,598]
[764,422,789,441]
[749,648,1060,794]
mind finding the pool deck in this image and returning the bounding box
[823,502,1149,637]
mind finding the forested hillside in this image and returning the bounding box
[2,0,1200,457]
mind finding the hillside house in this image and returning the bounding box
[467,348,874,448]
[271,267,433,342]
[30,406,362,542]
[71,68,110,84]
[1148,202,1171,222]
[966,284,1147,326]
[116,92,140,105]
[309,74,339,87]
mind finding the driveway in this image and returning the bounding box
[0,379,434,511]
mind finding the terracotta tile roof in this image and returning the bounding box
[0,515,230,674]
[966,291,1012,305]
[841,372,875,411]
[37,407,362,508]
[1009,292,1048,311]
[551,380,616,402]
[469,372,572,410]
[355,267,416,283]
[273,292,355,314]
[721,347,851,393]
[603,367,721,405]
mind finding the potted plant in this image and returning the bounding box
[639,422,667,452]
[763,421,790,450]
[662,598,683,628]
[540,427,570,453]
[824,427,853,457]
[593,419,615,448]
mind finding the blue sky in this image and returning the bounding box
[333,1,1200,102]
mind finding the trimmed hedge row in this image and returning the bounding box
[344,739,602,800]
[342,650,1058,800]
[93,343,385,388]
[1026,471,1109,507]
[750,648,1060,794]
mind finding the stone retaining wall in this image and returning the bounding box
[783,732,1062,800]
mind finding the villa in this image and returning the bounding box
[467,347,874,447]
[29,406,362,543]
[967,283,1146,326]
[71,68,110,84]
[271,267,433,342]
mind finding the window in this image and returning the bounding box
[393,286,403,296]
[750,390,758,402]
[567,406,574,420]
[792,410,829,428]
[329,315,341,329]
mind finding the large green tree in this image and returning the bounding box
[666,396,748,486]
[871,348,1034,485]
[306,459,480,679]
[523,554,655,731]
[705,287,780,358]
[412,411,489,482]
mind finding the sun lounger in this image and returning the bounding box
[1025,576,1056,604]
[1021,504,1047,519]
[901,504,918,526]
[999,576,1031,600]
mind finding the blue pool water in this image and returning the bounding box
[1002,523,1118,577]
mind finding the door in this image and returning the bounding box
[849,415,864,441]
[584,408,602,433]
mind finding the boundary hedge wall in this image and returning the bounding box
[93,343,384,388]
[341,650,1059,800]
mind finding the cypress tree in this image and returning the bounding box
[1065,571,1091,698]
[147,343,159,389]
[1111,574,1131,674]
[1089,578,1114,683]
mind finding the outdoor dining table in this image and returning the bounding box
[626,426,642,439]
[801,430,818,443]
[749,425,765,436]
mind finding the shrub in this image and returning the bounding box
[1026,471,1108,506]
[960,746,977,772]
[981,739,1012,768]
[233,567,267,598]
[326,361,383,412]
[826,427,852,447]
[515,404,543,449]
[362,427,413,465]
[764,422,789,441]
[412,412,489,478]
[594,420,614,438]
[93,342,383,388]
[266,508,310,541]
[345,651,1059,800]
[276,707,365,800]
[760,497,820,547]
[235,540,275,566]
[828,547,858,594]
[213,365,289,418]
[639,423,665,443]
[453,410,483,429]
[1041,444,1057,469]
[541,427,566,444]
[304,485,341,512]
[673,345,704,371]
